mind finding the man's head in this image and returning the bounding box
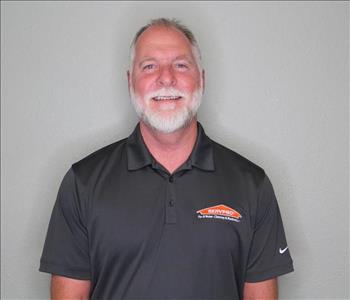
[127,18,204,133]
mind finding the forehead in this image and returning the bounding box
[134,26,194,59]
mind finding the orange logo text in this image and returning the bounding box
[197,204,242,222]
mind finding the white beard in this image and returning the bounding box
[129,87,203,133]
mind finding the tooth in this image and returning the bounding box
[153,96,181,101]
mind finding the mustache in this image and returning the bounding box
[145,88,188,99]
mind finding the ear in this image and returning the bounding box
[127,70,131,90]
[202,69,205,93]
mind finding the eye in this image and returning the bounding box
[142,64,156,71]
[174,63,189,69]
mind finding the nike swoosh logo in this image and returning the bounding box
[279,246,288,254]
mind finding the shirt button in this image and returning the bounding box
[169,200,174,207]
[169,176,174,183]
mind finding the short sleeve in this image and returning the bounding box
[245,174,294,282]
[39,167,91,280]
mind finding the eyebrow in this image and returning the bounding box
[138,55,194,68]
[138,57,156,67]
[174,55,193,62]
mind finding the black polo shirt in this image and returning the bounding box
[39,122,293,299]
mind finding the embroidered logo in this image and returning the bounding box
[279,246,288,254]
[196,204,242,222]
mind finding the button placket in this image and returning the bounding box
[165,175,177,224]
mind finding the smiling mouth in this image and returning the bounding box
[152,96,183,101]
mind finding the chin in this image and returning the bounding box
[130,88,202,133]
[143,108,195,134]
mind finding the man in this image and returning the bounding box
[40,18,294,299]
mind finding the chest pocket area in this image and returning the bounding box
[191,204,250,253]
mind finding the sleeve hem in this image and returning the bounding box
[245,262,294,282]
[39,261,91,280]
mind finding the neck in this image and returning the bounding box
[140,118,198,174]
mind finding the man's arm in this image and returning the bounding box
[51,275,91,300]
[243,278,278,300]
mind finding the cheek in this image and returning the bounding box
[133,76,157,95]
[177,76,201,92]
[177,69,201,86]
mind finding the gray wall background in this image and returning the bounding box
[1,1,349,299]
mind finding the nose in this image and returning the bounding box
[156,66,176,87]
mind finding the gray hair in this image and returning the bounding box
[129,18,202,72]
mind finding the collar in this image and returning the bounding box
[126,121,215,172]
